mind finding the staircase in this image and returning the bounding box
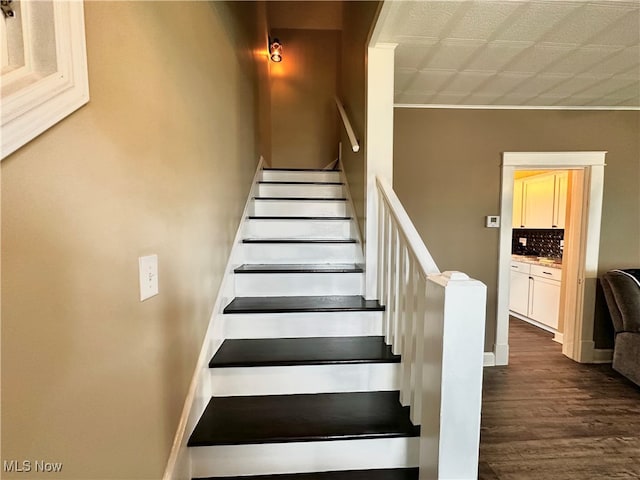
[187,167,420,479]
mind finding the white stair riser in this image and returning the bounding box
[245,219,352,239]
[252,200,348,217]
[223,311,383,339]
[242,243,360,264]
[190,437,419,477]
[262,170,341,183]
[211,363,400,396]
[235,272,362,296]
[258,184,344,198]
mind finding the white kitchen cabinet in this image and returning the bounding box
[509,261,530,315]
[515,172,568,229]
[553,172,568,229]
[509,260,562,332]
[523,174,555,228]
[529,274,561,330]
[513,179,524,228]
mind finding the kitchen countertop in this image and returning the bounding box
[512,254,563,269]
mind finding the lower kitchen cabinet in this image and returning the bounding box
[509,261,562,331]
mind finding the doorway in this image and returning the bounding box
[494,152,607,366]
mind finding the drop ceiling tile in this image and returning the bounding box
[465,41,533,71]
[545,46,625,75]
[506,44,576,74]
[408,69,457,92]
[542,4,632,46]
[614,96,640,107]
[588,9,640,47]
[579,78,640,98]
[496,2,582,43]
[513,74,572,96]
[543,75,609,96]
[395,92,433,105]
[395,44,433,69]
[427,92,470,105]
[462,93,503,105]
[380,1,461,42]
[447,1,521,41]
[423,39,484,70]
[443,70,496,95]
[584,46,640,76]
[527,94,571,106]
[481,73,531,95]
[532,94,572,106]
[493,93,538,105]
[395,68,418,92]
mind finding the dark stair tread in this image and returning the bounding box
[259,181,344,185]
[188,391,419,447]
[254,197,347,201]
[194,468,419,480]
[242,238,357,244]
[263,168,341,172]
[210,336,399,368]
[223,295,384,314]
[248,216,352,220]
[234,264,363,274]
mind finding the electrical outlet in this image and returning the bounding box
[139,255,158,301]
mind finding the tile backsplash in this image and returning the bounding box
[512,229,564,258]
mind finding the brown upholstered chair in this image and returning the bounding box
[601,269,640,386]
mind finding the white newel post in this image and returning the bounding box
[419,272,487,480]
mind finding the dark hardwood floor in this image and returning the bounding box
[479,318,640,480]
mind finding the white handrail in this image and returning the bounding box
[376,176,439,275]
[334,97,360,153]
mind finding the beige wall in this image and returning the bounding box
[1,2,260,478]
[339,1,380,238]
[270,28,340,169]
[394,108,640,351]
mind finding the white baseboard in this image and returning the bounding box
[591,348,613,364]
[483,352,496,367]
[553,332,564,344]
[162,157,264,480]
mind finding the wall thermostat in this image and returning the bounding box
[486,216,500,228]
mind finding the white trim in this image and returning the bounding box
[502,152,607,167]
[1,1,89,159]
[483,352,496,367]
[162,158,264,480]
[496,152,606,366]
[364,44,396,300]
[591,348,613,364]
[394,104,640,111]
[553,332,564,344]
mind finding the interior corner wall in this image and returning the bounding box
[1,2,259,478]
[339,1,380,240]
[393,108,640,352]
[269,28,340,169]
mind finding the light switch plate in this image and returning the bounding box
[139,254,158,301]
[486,215,500,228]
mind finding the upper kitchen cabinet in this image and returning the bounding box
[513,172,568,229]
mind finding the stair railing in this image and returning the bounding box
[335,97,359,153]
[375,175,487,480]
